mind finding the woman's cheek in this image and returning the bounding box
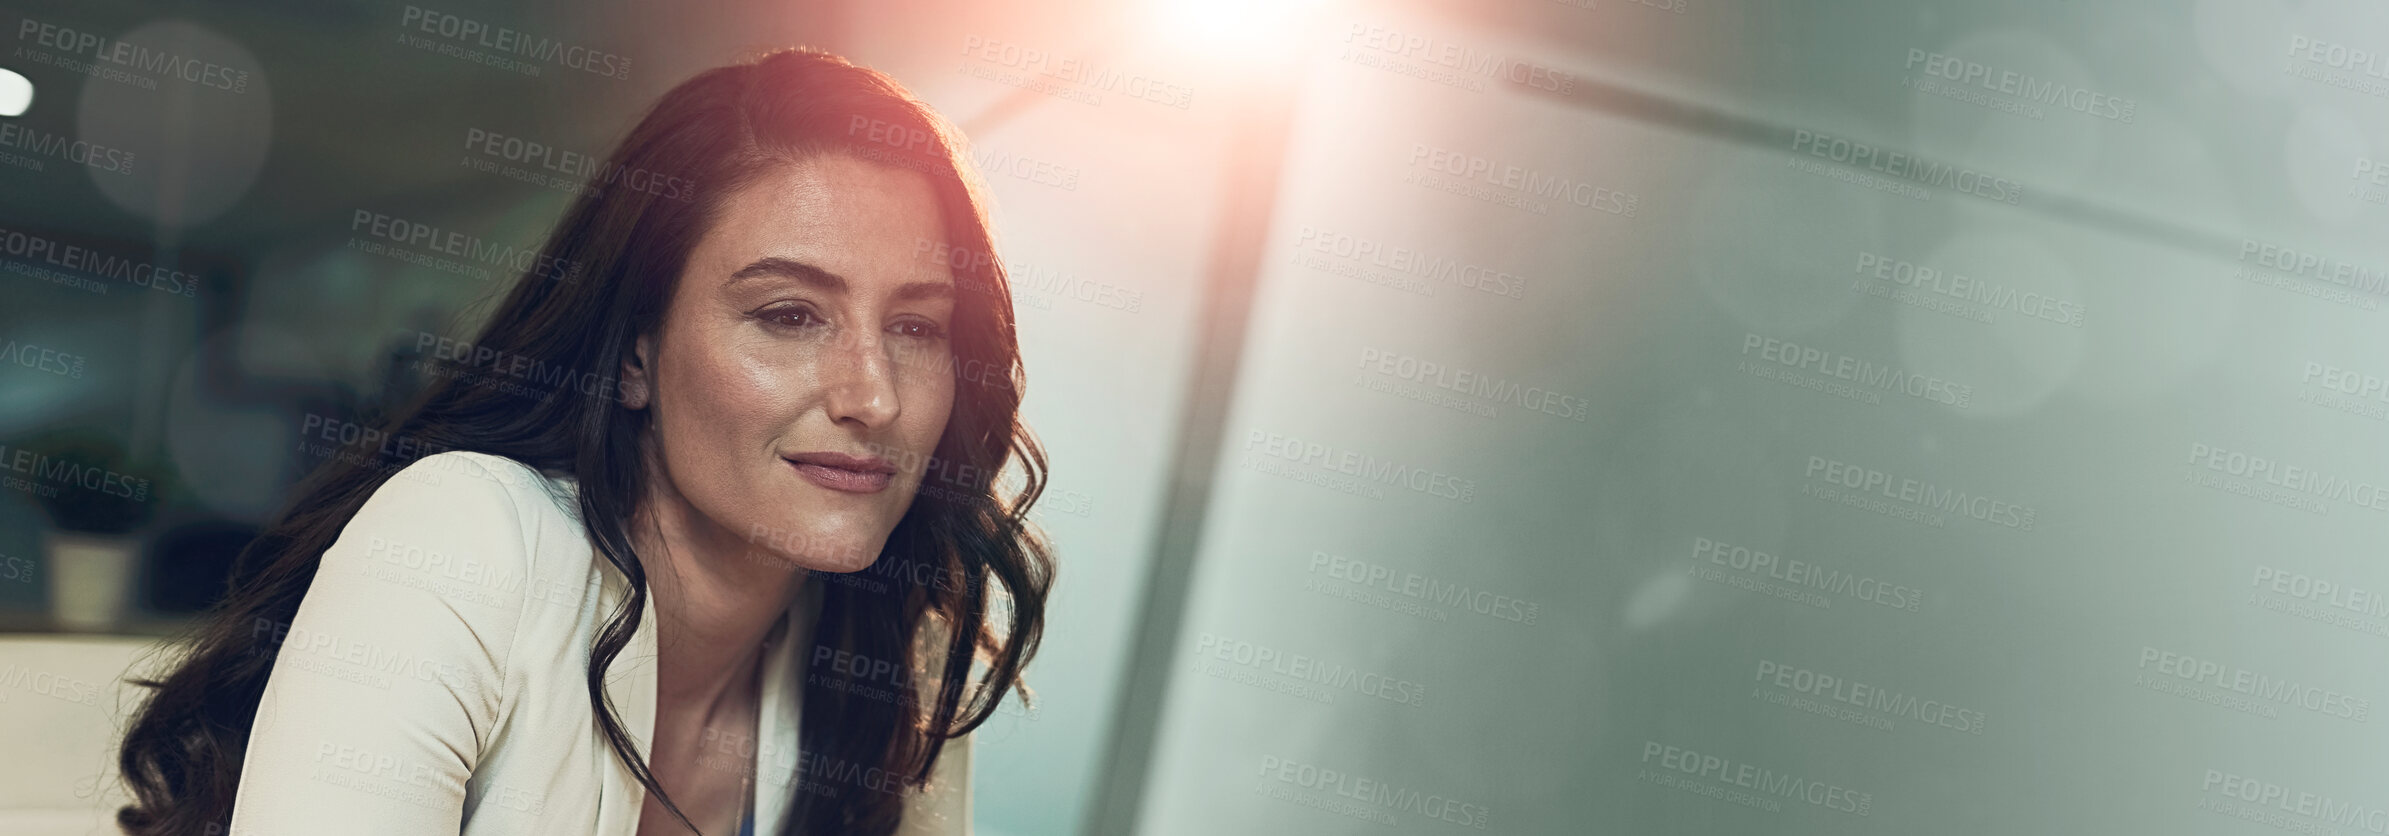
[904,372,955,433]
[725,341,823,403]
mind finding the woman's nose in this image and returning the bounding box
[822,330,900,430]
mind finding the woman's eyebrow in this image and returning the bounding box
[730,256,954,302]
[730,256,844,292]
[892,280,956,303]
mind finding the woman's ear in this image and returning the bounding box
[620,333,655,409]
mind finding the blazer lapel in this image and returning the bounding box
[594,562,662,836]
[754,579,824,834]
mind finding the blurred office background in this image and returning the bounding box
[9,0,2389,834]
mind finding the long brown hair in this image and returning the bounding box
[114,48,1052,835]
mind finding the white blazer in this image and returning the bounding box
[228,451,970,835]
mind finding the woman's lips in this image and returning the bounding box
[786,452,896,494]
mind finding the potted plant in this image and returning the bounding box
[19,427,168,632]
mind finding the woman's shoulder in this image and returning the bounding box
[237,452,598,829]
[382,450,571,501]
[370,450,581,525]
[333,450,599,607]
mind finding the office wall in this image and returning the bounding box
[1130,1,2389,833]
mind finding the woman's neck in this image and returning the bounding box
[633,470,809,713]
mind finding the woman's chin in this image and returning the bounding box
[799,548,882,575]
[756,528,887,575]
[741,511,893,570]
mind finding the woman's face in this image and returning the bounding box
[625,154,958,573]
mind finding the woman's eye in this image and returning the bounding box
[764,306,824,328]
[892,320,948,340]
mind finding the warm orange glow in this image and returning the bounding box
[1147,0,1330,64]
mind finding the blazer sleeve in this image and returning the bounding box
[229,452,541,835]
[895,614,976,836]
[896,731,972,836]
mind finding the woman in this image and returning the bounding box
[113,48,1053,836]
